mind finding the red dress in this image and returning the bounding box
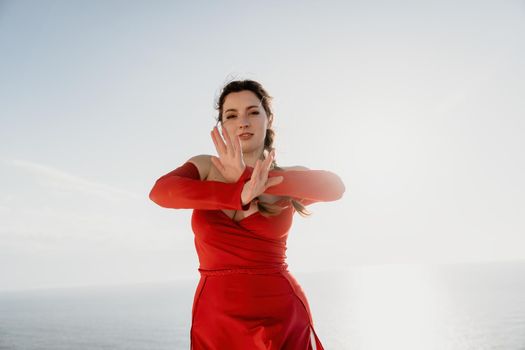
[149,161,345,349]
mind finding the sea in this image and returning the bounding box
[1,261,524,350]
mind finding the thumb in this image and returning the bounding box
[266,176,284,188]
[210,156,223,170]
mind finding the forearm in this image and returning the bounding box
[149,162,253,210]
[264,169,345,205]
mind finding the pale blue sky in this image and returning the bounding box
[1,0,524,291]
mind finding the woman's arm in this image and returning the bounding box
[263,166,346,206]
[148,156,253,210]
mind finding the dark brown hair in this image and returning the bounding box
[215,79,311,217]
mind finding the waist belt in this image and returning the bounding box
[198,263,289,276]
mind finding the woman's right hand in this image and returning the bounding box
[241,150,284,205]
[210,126,246,183]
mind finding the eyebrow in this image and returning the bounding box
[224,105,260,113]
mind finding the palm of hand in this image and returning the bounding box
[210,126,245,182]
[241,150,283,205]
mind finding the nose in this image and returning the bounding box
[238,113,250,128]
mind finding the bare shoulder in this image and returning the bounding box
[279,165,310,171]
[186,154,212,180]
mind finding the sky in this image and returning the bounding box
[0,0,524,292]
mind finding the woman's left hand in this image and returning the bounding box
[240,149,283,205]
[210,126,245,182]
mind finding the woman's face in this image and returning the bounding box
[221,90,269,154]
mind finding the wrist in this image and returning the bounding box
[237,166,252,182]
[240,199,251,210]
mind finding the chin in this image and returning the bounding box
[241,145,262,154]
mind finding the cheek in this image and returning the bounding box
[256,118,268,130]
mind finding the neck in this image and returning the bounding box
[242,146,266,168]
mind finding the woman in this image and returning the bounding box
[149,79,345,349]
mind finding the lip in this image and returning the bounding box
[239,133,253,139]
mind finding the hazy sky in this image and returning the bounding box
[1,0,524,292]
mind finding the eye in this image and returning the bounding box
[226,115,236,119]
[251,111,260,115]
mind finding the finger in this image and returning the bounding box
[236,133,242,153]
[211,130,218,151]
[217,127,228,155]
[246,159,260,196]
[211,128,221,154]
[260,151,274,180]
[253,159,261,176]
[252,159,262,182]
[213,127,227,155]
[261,158,270,178]
[232,133,240,155]
[221,126,233,155]
[266,150,275,171]
[235,135,245,164]
[262,149,273,168]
